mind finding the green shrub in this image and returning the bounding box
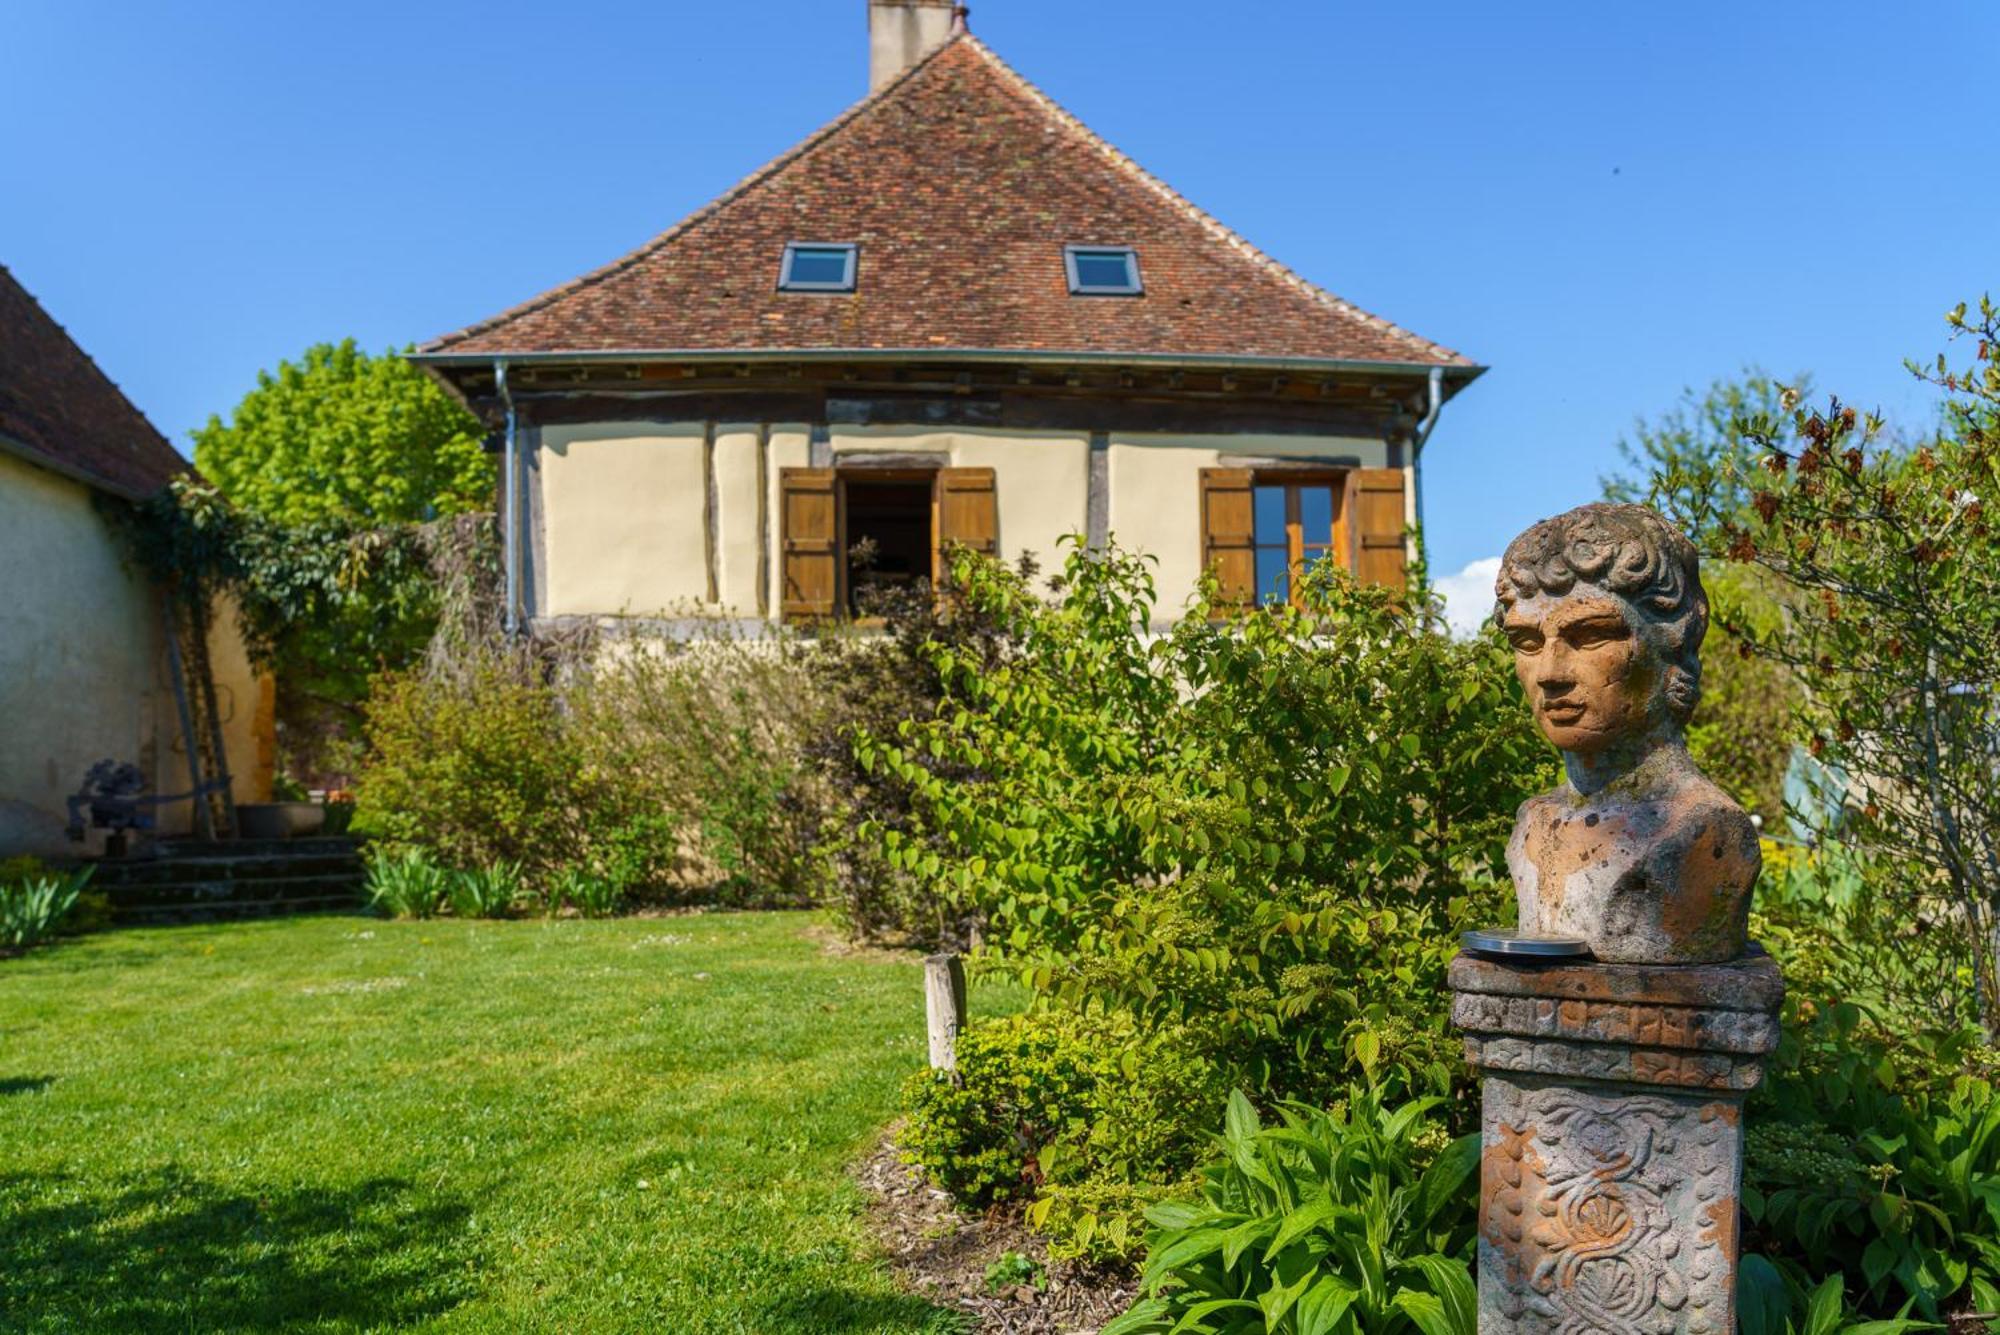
[901,1008,1226,1261]
[357,627,826,909]
[569,629,825,906]
[1105,1089,1479,1335]
[354,651,607,878]
[864,541,1547,1112]
[365,848,449,919]
[799,573,1014,946]
[0,865,92,950]
[448,862,524,919]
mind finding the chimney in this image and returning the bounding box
[869,1,959,92]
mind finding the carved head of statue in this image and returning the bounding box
[1493,503,1708,761]
[1488,504,1756,965]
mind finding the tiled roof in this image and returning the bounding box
[0,265,186,499]
[420,35,1473,370]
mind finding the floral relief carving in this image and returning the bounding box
[1483,1082,1738,1334]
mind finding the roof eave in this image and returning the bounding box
[407,346,1484,383]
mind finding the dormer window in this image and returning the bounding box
[779,242,858,292]
[1064,245,1143,296]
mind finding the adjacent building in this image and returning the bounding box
[0,265,267,857]
[413,2,1482,630]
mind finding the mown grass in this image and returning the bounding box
[0,912,1007,1333]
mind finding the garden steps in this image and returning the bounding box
[89,837,367,924]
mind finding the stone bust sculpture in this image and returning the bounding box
[1494,503,1758,964]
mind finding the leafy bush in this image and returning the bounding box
[865,542,1547,1114]
[0,864,92,949]
[354,650,617,881]
[569,628,826,905]
[356,625,827,909]
[902,1008,1225,1259]
[1740,838,2000,1325]
[448,862,524,919]
[798,573,1013,946]
[1105,1089,1478,1335]
[365,848,450,920]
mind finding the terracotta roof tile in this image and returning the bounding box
[421,37,1472,369]
[0,264,186,499]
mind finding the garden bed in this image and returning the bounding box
[857,1130,1134,1335]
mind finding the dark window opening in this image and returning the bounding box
[1253,478,1342,606]
[844,477,933,615]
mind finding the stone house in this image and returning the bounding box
[412,2,1481,631]
[0,265,268,857]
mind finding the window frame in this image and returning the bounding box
[777,242,860,293]
[1063,245,1144,297]
[1249,471,1348,609]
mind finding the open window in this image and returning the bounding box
[779,466,997,621]
[1200,467,1407,609]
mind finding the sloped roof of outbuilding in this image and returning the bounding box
[418,35,1474,373]
[0,265,187,499]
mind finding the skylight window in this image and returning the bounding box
[1064,246,1143,296]
[779,242,858,292]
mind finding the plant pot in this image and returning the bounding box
[235,802,326,841]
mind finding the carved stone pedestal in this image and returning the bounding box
[1450,948,1784,1335]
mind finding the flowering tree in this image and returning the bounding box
[1644,300,2000,1034]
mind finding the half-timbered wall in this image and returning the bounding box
[529,419,1408,625]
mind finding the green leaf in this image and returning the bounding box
[1295,1277,1359,1335]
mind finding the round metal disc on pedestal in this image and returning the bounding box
[1462,928,1591,959]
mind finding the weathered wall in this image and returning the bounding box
[539,423,710,616]
[1108,432,1392,614]
[530,420,1391,624]
[0,453,267,857]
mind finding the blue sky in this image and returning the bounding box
[4,2,1992,581]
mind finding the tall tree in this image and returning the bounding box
[1641,303,2000,1036]
[193,339,490,526]
[1604,372,1808,822]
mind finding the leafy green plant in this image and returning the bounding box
[448,862,523,919]
[549,867,628,920]
[1105,1089,1478,1335]
[983,1252,1043,1295]
[863,540,1547,1116]
[0,866,91,950]
[1741,1264,1939,1335]
[365,848,450,920]
[901,1008,1226,1262]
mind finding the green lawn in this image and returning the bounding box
[0,912,999,1333]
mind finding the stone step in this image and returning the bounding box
[156,836,365,859]
[106,874,366,920]
[90,853,365,888]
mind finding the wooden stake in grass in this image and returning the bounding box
[924,953,967,1071]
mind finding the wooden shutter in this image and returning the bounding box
[934,467,998,582]
[1200,468,1256,608]
[780,468,839,620]
[1347,467,1409,590]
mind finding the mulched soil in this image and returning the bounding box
[856,1130,1139,1335]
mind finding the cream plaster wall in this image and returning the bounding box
[0,453,266,856]
[1107,432,1389,615]
[533,421,1384,625]
[828,425,1090,578]
[713,426,765,615]
[540,423,710,616]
